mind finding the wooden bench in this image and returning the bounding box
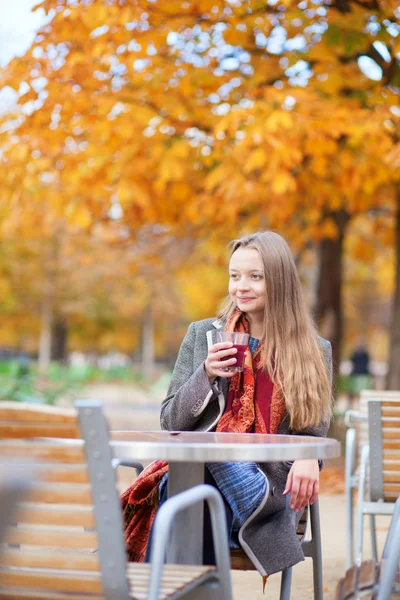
[0,401,232,600]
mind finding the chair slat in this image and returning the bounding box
[39,466,88,484]
[0,567,102,594]
[342,564,357,598]
[0,442,85,463]
[383,461,400,471]
[382,419,400,429]
[127,564,216,600]
[383,430,400,440]
[230,549,255,570]
[6,526,97,549]
[0,564,216,599]
[0,423,79,439]
[26,483,92,505]
[382,407,400,418]
[383,440,400,450]
[0,548,99,571]
[334,577,344,600]
[383,473,400,483]
[0,403,76,423]
[383,483,400,494]
[126,564,213,574]
[5,464,89,484]
[16,503,95,528]
[358,559,377,590]
[0,589,103,600]
[384,450,400,461]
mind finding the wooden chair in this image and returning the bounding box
[345,390,400,567]
[355,397,400,566]
[0,400,232,600]
[335,496,400,600]
[230,500,323,600]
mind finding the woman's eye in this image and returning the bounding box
[230,274,239,279]
[252,275,262,280]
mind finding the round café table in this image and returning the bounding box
[110,431,340,565]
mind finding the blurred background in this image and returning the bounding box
[0,0,399,418]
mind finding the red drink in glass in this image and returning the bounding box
[231,343,247,372]
[215,331,249,373]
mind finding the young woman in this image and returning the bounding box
[122,231,332,579]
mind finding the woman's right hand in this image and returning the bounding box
[204,342,238,379]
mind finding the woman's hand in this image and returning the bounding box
[204,342,238,379]
[283,459,319,512]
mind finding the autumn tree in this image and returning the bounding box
[0,0,399,382]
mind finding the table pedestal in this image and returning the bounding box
[167,461,204,564]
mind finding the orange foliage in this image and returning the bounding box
[0,0,398,354]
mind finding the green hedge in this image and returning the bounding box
[0,361,149,405]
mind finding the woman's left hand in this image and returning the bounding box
[282,459,319,512]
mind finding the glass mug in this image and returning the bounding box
[206,330,249,373]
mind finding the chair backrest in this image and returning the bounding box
[359,391,400,456]
[0,400,130,600]
[368,398,400,503]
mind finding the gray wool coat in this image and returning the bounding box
[160,318,332,576]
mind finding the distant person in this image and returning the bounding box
[121,230,333,587]
[349,339,372,400]
[350,340,370,376]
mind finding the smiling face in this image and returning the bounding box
[228,247,266,318]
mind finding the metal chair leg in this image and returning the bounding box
[355,444,369,566]
[382,497,400,560]
[310,500,323,600]
[345,427,356,568]
[369,514,378,561]
[376,500,400,600]
[279,567,292,600]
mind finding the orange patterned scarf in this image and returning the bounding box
[216,310,286,435]
[121,460,168,562]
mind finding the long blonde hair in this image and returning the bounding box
[218,231,332,430]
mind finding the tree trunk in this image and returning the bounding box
[38,286,53,375]
[387,192,400,390]
[51,318,68,362]
[141,306,155,379]
[314,210,350,385]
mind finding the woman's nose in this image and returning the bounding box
[238,279,251,290]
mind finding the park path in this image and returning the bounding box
[74,383,388,600]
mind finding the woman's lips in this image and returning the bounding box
[238,297,254,303]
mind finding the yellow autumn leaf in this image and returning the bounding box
[159,159,185,183]
[244,148,268,173]
[271,171,296,195]
[265,112,293,133]
[119,182,149,208]
[67,205,92,229]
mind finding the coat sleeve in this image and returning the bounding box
[160,323,220,431]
